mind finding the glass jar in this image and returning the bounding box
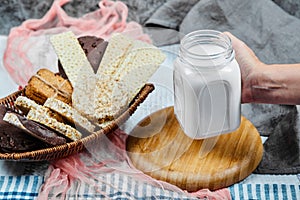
[173,30,241,139]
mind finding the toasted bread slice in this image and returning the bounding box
[44,97,96,133]
[14,96,64,123]
[25,68,72,105]
[27,108,82,141]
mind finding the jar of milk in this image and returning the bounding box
[174,30,241,139]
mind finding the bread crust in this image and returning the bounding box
[44,97,96,133]
[25,69,73,105]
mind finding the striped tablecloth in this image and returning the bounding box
[229,174,300,200]
[0,176,43,200]
[0,175,299,200]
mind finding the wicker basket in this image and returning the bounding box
[0,84,154,161]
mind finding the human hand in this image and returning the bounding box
[224,32,265,103]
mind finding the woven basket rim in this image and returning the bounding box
[0,83,154,161]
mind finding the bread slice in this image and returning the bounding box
[44,97,96,133]
[116,39,166,100]
[14,96,64,123]
[50,31,94,88]
[3,112,67,146]
[27,108,82,141]
[15,96,64,123]
[25,68,72,105]
[91,34,132,122]
[15,96,82,141]
[93,34,165,123]
[50,31,98,121]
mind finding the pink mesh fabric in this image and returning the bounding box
[3,0,151,86]
[38,129,231,199]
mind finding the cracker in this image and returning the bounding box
[94,35,166,122]
[50,31,94,87]
[27,108,82,141]
[117,40,166,99]
[93,34,133,121]
[25,68,72,105]
[73,33,133,121]
[3,112,67,146]
[44,97,96,133]
[15,96,64,122]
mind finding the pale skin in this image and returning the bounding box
[225,32,300,105]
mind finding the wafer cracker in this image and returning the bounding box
[15,96,64,122]
[71,33,132,121]
[96,33,132,76]
[50,31,98,120]
[15,96,46,114]
[27,108,82,141]
[117,40,166,100]
[93,34,133,122]
[3,112,67,146]
[93,34,165,123]
[50,31,94,87]
[71,67,97,121]
[44,97,96,133]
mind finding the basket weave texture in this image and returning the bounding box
[0,84,154,161]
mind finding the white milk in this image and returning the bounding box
[173,30,241,139]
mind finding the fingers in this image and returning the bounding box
[223,32,261,103]
[224,32,242,50]
[224,32,260,67]
[224,32,252,56]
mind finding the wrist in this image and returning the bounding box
[241,62,267,103]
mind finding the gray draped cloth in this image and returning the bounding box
[122,0,300,174]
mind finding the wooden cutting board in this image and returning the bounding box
[126,107,263,191]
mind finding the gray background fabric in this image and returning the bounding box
[0,0,300,174]
[144,0,300,64]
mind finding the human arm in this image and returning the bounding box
[225,32,300,105]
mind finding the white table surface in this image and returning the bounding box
[0,35,18,98]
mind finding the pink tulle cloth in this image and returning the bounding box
[4,0,231,199]
[4,0,150,86]
[38,129,231,200]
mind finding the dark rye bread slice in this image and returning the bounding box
[0,105,45,153]
[58,36,108,78]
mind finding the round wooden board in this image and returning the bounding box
[126,107,263,191]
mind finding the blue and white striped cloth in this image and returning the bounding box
[0,175,299,200]
[229,184,300,200]
[63,173,199,200]
[0,176,43,200]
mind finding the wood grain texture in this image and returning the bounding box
[126,107,263,191]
